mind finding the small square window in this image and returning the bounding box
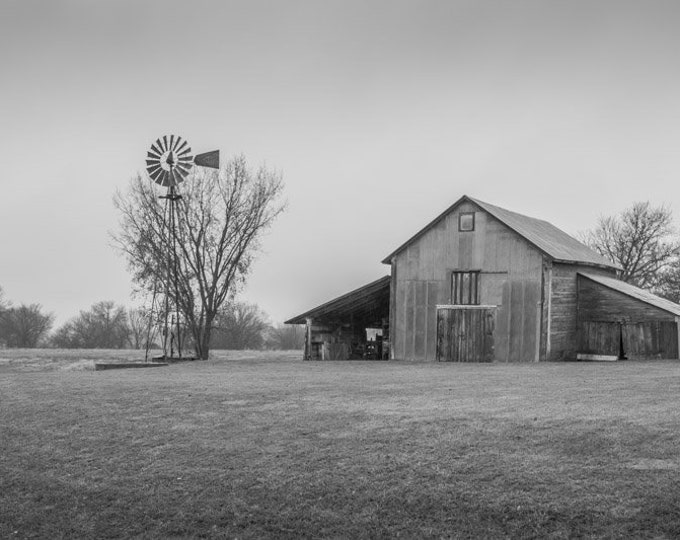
[459,212,475,232]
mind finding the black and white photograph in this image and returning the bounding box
[2,1,680,538]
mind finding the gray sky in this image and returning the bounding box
[2,0,680,326]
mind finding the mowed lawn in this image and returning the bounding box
[2,353,680,539]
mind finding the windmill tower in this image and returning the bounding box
[144,135,219,360]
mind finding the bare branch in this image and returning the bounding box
[581,201,679,289]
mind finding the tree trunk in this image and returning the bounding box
[194,323,212,360]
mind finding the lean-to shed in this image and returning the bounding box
[577,273,680,359]
[285,276,390,360]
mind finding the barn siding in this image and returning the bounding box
[392,202,544,362]
[576,276,679,359]
[548,264,617,360]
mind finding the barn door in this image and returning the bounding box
[436,306,495,362]
[622,321,678,359]
[578,321,622,357]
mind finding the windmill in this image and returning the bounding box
[144,135,219,361]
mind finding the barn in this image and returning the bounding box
[287,195,680,362]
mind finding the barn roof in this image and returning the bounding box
[285,276,391,325]
[578,273,680,317]
[381,195,620,270]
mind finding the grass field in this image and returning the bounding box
[2,351,680,538]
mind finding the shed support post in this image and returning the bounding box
[676,317,680,360]
[304,318,313,361]
[545,264,553,360]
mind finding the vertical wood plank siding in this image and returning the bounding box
[576,274,678,359]
[577,276,676,322]
[548,264,616,360]
[392,202,545,361]
[436,307,495,362]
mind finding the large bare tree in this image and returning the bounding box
[581,202,679,289]
[113,155,285,359]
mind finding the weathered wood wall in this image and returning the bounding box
[546,264,616,360]
[576,274,679,359]
[391,201,544,362]
[577,275,676,323]
[622,322,678,359]
[436,306,495,362]
[577,319,678,359]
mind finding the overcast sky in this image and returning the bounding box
[2,0,680,326]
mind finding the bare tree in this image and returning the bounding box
[0,304,54,348]
[653,261,680,303]
[581,202,680,289]
[52,301,129,349]
[126,307,148,349]
[113,155,285,359]
[0,286,9,313]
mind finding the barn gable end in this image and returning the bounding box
[390,200,545,362]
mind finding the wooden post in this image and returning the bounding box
[389,261,397,360]
[545,264,553,360]
[675,317,680,360]
[304,318,313,361]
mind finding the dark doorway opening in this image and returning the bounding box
[618,323,627,360]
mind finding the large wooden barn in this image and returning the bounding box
[287,195,680,362]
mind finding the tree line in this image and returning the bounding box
[0,291,303,350]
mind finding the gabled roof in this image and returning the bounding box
[578,273,680,317]
[381,195,620,270]
[285,276,391,325]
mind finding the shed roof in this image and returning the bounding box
[285,276,391,325]
[578,273,680,317]
[381,195,620,270]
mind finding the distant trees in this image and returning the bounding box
[265,324,305,350]
[0,283,300,351]
[0,287,54,348]
[582,202,680,290]
[211,302,270,350]
[113,156,285,359]
[0,303,54,348]
[52,301,129,349]
[209,303,305,350]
